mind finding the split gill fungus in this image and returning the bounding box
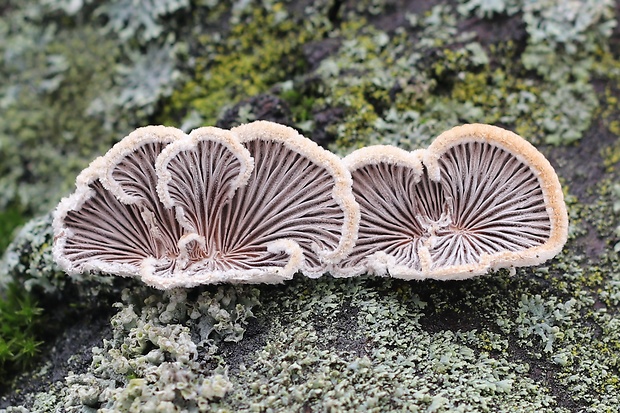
[53,122,568,289]
[333,124,569,280]
[53,121,360,289]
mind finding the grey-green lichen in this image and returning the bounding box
[4,261,619,411]
[2,286,259,413]
[1,0,615,211]
[3,186,620,411]
[0,0,184,213]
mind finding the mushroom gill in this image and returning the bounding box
[54,121,359,289]
[53,126,186,280]
[334,124,568,280]
[230,122,359,277]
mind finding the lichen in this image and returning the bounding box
[309,1,610,154]
[0,19,121,212]
[0,0,186,214]
[160,1,329,127]
[4,286,260,412]
[94,0,190,43]
[0,214,112,298]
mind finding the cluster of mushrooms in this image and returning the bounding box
[53,121,568,289]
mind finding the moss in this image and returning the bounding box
[279,88,316,125]
[0,283,44,389]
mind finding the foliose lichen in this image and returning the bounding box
[0,0,185,214]
[9,286,260,412]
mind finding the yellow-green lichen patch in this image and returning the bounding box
[316,13,601,155]
[160,2,331,127]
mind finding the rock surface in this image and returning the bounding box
[1,0,620,412]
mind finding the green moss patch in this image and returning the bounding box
[0,284,43,390]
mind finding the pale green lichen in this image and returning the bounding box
[0,214,66,295]
[4,286,260,412]
[0,17,121,212]
[94,0,190,43]
[521,0,616,55]
[5,250,620,412]
[515,294,578,353]
[457,0,520,18]
[0,0,185,214]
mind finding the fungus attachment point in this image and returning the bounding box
[334,124,568,280]
[53,121,359,289]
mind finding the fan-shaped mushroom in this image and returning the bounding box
[334,124,568,279]
[155,120,359,283]
[53,121,359,289]
[53,126,187,281]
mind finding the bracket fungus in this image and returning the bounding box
[53,121,359,289]
[333,124,568,280]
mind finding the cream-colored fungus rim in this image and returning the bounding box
[231,120,361,268]
[419,123,569,279]
[100,125,186,204]
[339,123,568,280]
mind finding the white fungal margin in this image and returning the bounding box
[54,121,361,289]
[155,126,254,210]
[100,125,186,204]
[232,120,361,267]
